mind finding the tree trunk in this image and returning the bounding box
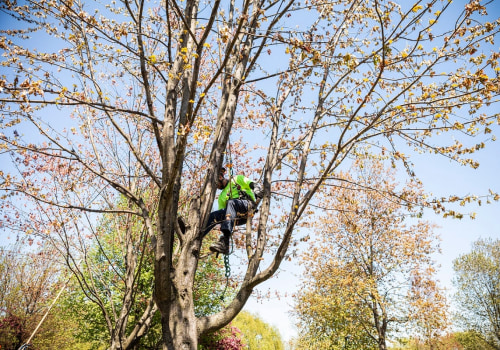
[155,201,176,349]
[167,237,201,350]
[169,296,198,350]
[156,244,201,350]
[155,190,203,349]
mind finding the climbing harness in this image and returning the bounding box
[226,139,258,220]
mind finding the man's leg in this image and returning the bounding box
[202,209,226,238]
[210,200,250,255]
[206,209,232,255]
[219,199,250,244]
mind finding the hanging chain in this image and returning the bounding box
[219,254,231,301]
[224,253,231,278]
[219,239,232,301]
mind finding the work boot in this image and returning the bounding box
[209,236,229,255]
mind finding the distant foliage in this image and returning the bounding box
[294,158,448,349]
[0,243,80,350]
[232,311,284,350]
[199,325,246,350]
[453,238,500,349]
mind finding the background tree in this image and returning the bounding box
[453,238,500,349]
[453,331,498,350]
[0,242,80,350]
[1,0,499,348]
[232,311,284,350]
[294,158,448,350]
[57,202,159,350]
[58,200,236,349]
[392,331,497,350]
[0,219,236,349]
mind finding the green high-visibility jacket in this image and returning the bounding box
[218,175,256,209]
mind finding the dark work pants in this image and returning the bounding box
[202,199,251,244]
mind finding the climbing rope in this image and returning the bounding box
[217,137,247,300]
[18,277,69,350]
[226,138,236,200]
[227,138,234,176]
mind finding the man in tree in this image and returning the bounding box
[203,167,256,255]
